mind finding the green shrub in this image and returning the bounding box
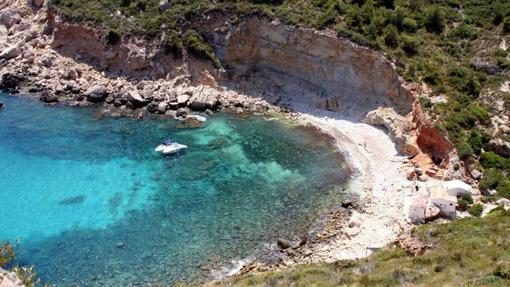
[183,30,221,68]
[457,142,474,159]
[504,17,510,34]
[383,24,399,48]
[468,129,482,154]
[468,105,490,124]
[401,34,419,56]
[497,180,510,199]
[450,23,478,40]
[480,152,509,170]
[448,67,480,97]
[419,96,432,108]
[402,17,418,32]
[316,7,337,28]
[0,242,15,267]
[458,193,474,210]
[425,7,445,33]
[479,168,502,191]
[468,204,483,217]
[444,121,464,142]
[451,111,476,128]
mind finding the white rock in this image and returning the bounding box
[424,200,441,221]
[408,191,428,224]
[157,102,168,113]
[442,180,471,197]
[429,186,457,219]
[159,0,171,11]
[177,94,189,106]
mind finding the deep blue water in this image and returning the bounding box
[0,93,350,286]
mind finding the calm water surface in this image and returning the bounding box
[0,93,350,286]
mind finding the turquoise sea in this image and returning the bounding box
[0,93,351,286]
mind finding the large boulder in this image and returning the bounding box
[177,93,190,107]
[124,89,149,108]
[429,186,457,219]
[485,139,510,157]
[147,102,158,113]
[408,191,428,224]
[84,85,108,103]
[39,92,58,104]
[188,87,219,111]
[0,9,21,30]
[0,43,22,60]
[157,102,168,113]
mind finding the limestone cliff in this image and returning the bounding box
[219,18,415,117]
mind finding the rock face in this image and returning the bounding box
[84,85,108,103]
[218,17,415,116]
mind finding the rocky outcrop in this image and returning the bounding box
[84,85,108,103]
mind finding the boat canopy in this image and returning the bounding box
[163,139,174,145]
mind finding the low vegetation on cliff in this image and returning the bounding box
[205,209,510,286]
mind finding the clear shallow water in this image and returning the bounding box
[0,93,350,286]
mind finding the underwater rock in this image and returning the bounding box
[58,195,87,205]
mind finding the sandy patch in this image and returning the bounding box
[296,109,413,261]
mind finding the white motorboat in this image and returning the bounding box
[155,139,188,154]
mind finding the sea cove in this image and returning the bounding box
[0,93,351,286]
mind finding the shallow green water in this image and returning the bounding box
[0,93,350,286]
